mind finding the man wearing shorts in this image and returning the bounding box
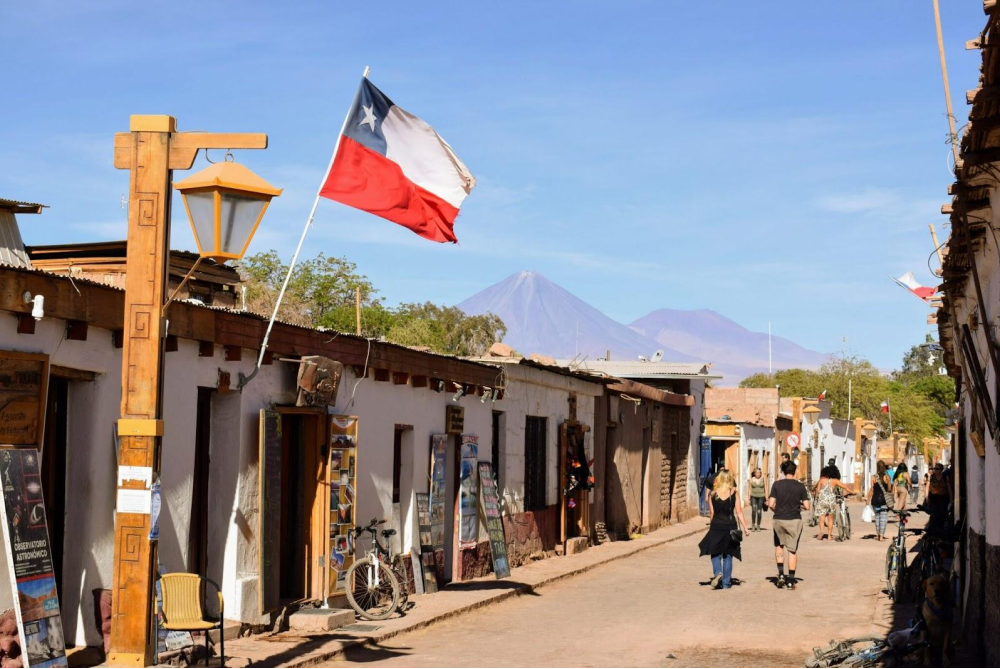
[768,459,811,590]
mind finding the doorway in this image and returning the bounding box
[40,376,68,598]
[188,388,213,576]
[277,410,326,603]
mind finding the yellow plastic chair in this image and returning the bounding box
[159,573,224,667]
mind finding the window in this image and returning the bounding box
[524,416,547,511]
[392,427,404,504]
[492,411,504,493]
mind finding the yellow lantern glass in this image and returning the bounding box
[174,161,282,263]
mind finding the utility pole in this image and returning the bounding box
[932,0,961,166]
[110,116,266,666]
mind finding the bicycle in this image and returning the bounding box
[805,623,930,667]
[833,491,852,542]
[345,518,405,620]
[885,509,917,602]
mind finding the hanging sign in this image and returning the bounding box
[0,351,49,446]
[478,462,510,579]
[457,436,479,548]
[445,405,464,435]
[785,432,801,450]
[0,448,67,668]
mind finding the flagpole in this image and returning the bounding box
[239,65,371,390]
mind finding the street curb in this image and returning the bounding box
[286,523,706,668]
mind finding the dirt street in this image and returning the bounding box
[333,503,894,667]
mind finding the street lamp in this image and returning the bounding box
[802,405,821,425]
[174,160,282,263]
[802,404,821,489]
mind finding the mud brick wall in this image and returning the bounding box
[503,506,558,568]
[660,406,693,524]
[458,541,493,581]
[965,528,988,665]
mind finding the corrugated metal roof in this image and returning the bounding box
[0,211,32,269]
[559,359,720,379]
[0,198,46,213]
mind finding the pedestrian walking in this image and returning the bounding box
[814,466,851,541]
[748,467,766,531]
[909,466,920,505]
[768,459,810,590]
[865,460,891,541]
[892,463,910,511]
[698,469,749,590]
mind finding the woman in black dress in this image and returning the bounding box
[698,469,749,589]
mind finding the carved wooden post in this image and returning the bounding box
[109,116,267,666]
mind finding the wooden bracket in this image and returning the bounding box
[117,419,164,437]
[115,130,268,171]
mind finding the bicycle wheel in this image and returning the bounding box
[805,636,885,668]
[885,545,898,600]
[391,554,410,611]
[346,555,400,621]
[844,508,851,540]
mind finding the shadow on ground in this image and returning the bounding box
[442,579,540,596]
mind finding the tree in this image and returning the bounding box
[237,250,506,356]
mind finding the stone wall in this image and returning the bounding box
[660,406,693,524]
[503,506,558,567]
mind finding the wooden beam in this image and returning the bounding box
[374,368,390,382]
[51,365,98,382]
[411,375,428,388]
[987,0,997,14]
[16,313,35,335]
[66,320,88,341]
[164,335,178,352]
[198,340,214,357]
[115,131,268,170]
[968,36,983,49]
[261,350,273,365]
[224,345,242,361]
[392,371,409,385]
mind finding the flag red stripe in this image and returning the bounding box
[320,136,460,243]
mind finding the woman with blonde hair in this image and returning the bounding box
[698,469,750,589]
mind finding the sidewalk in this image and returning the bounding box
[223,516,708,668]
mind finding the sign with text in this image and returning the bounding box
[0,448,67,667]
[478,462,510,579]
[458,436,479,549]
[329,415,359,597]
[445,405,464,435]
[414,493,438,593]
[0,351,49,446]
[428,435,448,585]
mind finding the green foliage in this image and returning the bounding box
[740,343,955,443]
[237,250,506,356]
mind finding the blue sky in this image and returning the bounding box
[0,1,983,369]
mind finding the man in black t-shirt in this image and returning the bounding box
[768,459,811,590]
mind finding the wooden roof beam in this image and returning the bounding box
[987,0,997,14]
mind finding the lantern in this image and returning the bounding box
[174,160,282,263]
[802,404,821,426]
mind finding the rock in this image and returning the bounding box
[225,658,251,668]
[488,343,516,358]
[564,537,589,555]
[528,353,557,366]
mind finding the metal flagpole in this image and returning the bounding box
[240,65,371,390]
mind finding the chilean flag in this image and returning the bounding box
[890,272,937,303]
[319,77,476,243]
[881,400,890,414]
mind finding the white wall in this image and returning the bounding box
[488,365,602,515]
[687,380,706,513]
[739,424,774,492]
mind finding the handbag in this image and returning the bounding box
[861,504,875,523]
[877,478,895,511]
[730,527,744,544]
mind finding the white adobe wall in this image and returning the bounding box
[740,424,774,493]
[487,365,602,514]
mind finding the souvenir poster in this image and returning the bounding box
[478,462,511,578]
[328,416,359,597]
[415,493,437,593]
[0,448,67,667]
[458,436,479,548]
[428,435,448,586]
[258,410,282,613]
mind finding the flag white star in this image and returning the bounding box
[359,104,377,131]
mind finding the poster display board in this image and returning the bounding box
[329,415,359,596]
[414,493,437,593]
[258,411,281,614]
[0,351,49,446]
[477,462,510,579]
[428,434,447,583]
[458,436,479,549]
[0,448,67,667]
